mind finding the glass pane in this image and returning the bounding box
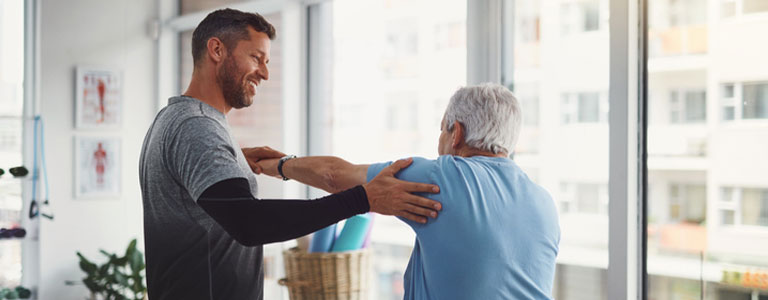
[648,0,707,57]
[684,91,706,122]
[0,0,24,288]
[578,93,601,123]
[723,84,735,98]
[648,0,768,298]
[744,0,768,14]
[721,210,735,225]
[179,0,249,15]
[508,0,609,298]
[743,83,768,119]
[741,189,768,227]
[721,1,736,18]
[316,0,467,298]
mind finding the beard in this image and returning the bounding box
[216,56,254,109]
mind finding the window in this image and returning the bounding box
[562,92,607,124]
[560,183,608,214]
[648,0,768,297]
[722,84,736,121]
[722,0,768,17]
[310,0,466,297]
[516,1,541,43]
[648,0,708,56]
[506,0,609,297]
[744,0,768,14]
[741,188,768,227]
[668,89,706,123]
[743,83,768,119]
[0,0,25,287]
[667,184,706,223]
[720,82,768,121]
[560,0,601,35]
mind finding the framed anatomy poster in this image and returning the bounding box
[74,136,121,199]
[75,67,123,129]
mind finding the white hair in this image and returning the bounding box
[443,83,522,154]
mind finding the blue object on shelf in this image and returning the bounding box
[331,214,372,252]
[309,223,337,253]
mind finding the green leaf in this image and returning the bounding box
[83,279,100,294]
[14,286,31,299]
[125,239,137,257]
[129,249,143,273]
[4,290,19,299]
[114,271,129,286]
[98,263,111,278]
[77,252,98,273]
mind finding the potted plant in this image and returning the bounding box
[0,286,32,299]
[76,239,146,300]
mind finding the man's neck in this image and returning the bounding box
[456,147,507,158]
[183,71,231,115]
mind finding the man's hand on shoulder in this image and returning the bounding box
[363,158,442,224]
[243,146,285,174]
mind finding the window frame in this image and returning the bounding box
[496,0,646,297]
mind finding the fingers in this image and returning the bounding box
[244,146,286,161]
[404,193,442,211]
[398,211,427,224]
[247,160,263,174]
[400,180,440,194]
[403,201,438,219]
[379,157,413,176]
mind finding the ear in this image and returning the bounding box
[451,121,464,149]
[206,37,226,64]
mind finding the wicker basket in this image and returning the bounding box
[279,247,371,300]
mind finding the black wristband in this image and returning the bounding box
[277,155,296,181]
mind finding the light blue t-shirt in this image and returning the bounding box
[367,156,560,300]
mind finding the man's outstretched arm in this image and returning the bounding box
[198,158,441,247]
[249,155,441,223]
[252,156,368,194]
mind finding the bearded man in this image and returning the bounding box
[139,9,442,300]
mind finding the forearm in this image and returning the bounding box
[198,178,369,246]
[282,156,369,193]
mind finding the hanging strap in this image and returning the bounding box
[29,116,52,220]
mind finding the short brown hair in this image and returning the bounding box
[191,8,276,67]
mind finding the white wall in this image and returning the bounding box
[38,0,156,298]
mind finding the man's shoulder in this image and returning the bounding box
[156,100,227,135]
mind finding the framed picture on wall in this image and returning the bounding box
[75,66,123,129]
[74,136,121,199]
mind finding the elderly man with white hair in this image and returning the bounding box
[248,83,560,299]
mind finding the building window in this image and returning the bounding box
[743,83,768,119]
[742,189,768,227]
[744,0,768,14]
[667,184,707,224]
[513,83,540,126]
[560,0,600,35]
[669,89,706,123]
[722,84,736,121]
[721,82,768,121]
[560,183,608,214]
[720,187,768,227]
[562,92,607,124]
[722,0,768,17]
